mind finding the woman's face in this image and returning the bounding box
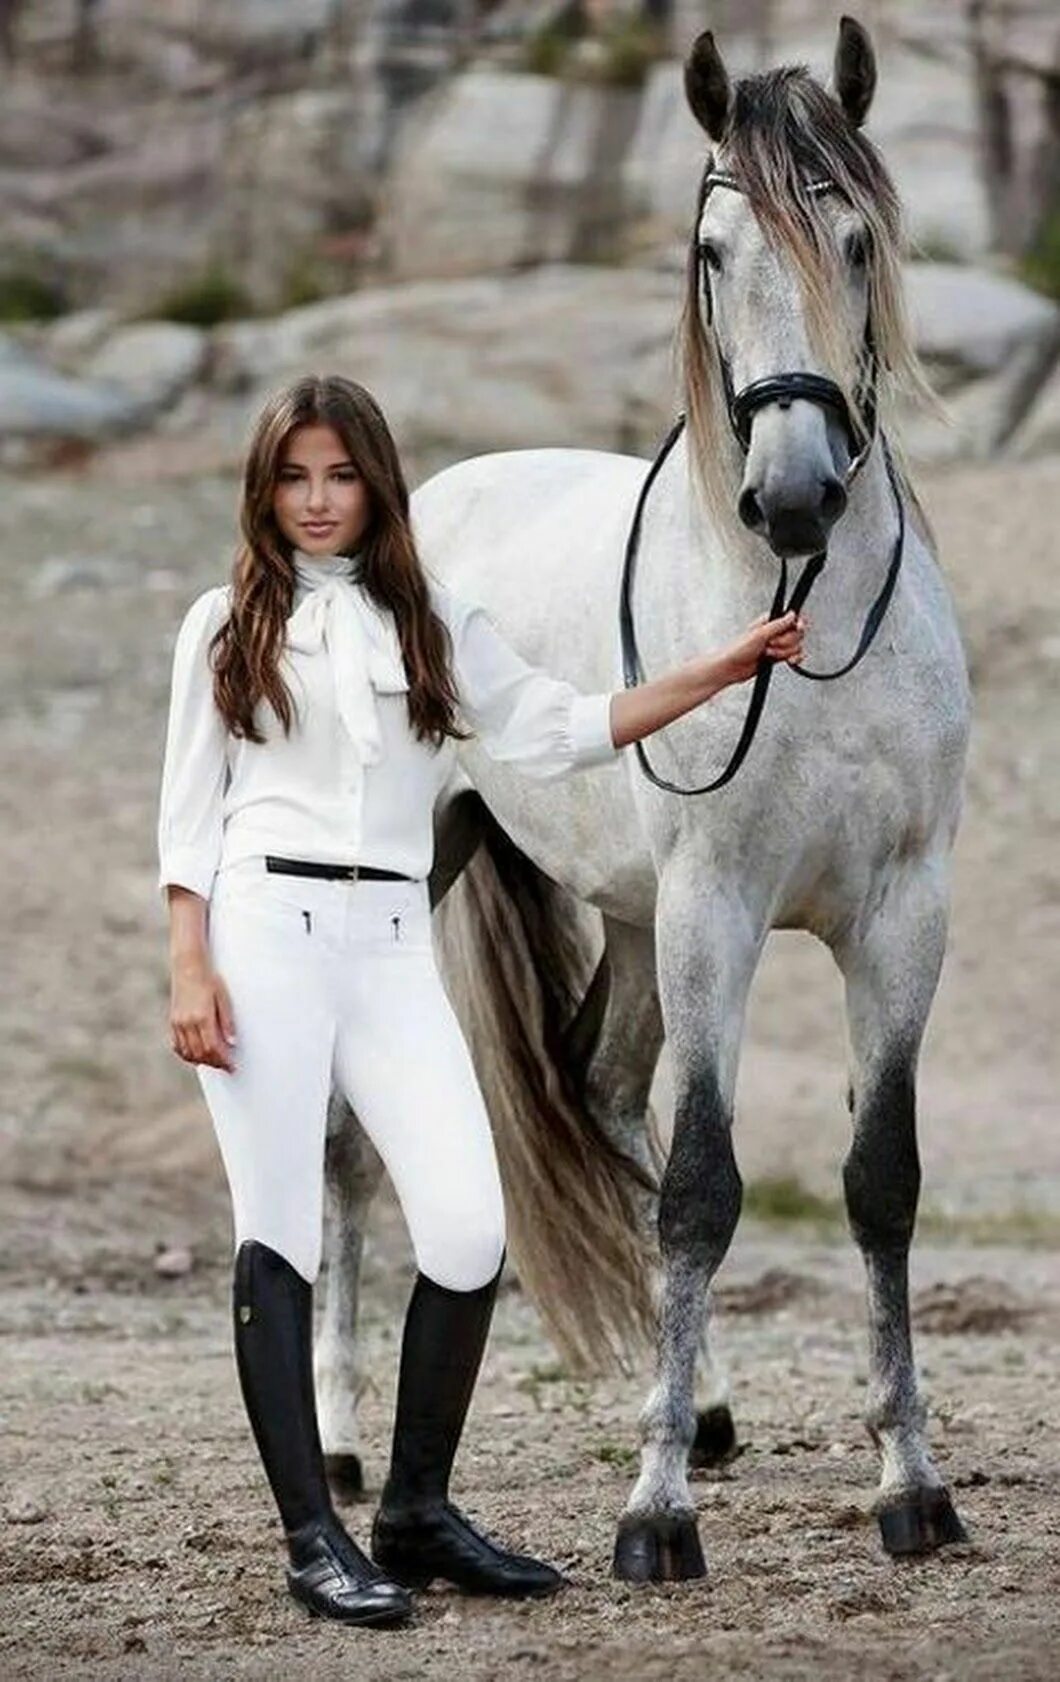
[272,423,371,557]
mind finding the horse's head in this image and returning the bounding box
[680,18,926,560]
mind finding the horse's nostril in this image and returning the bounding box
[820,476,847,524]
[738,486,764,531]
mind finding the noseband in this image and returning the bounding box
[699,170,879,484]
[618,165,906,798]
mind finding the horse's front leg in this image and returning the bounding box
[834,862,967,1555]
[316,1092,385,1501]
[582,915,736,1468]
[613,875,758,1582]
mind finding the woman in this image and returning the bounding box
[157,374,804,1628]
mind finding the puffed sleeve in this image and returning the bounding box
[433,580,619,780]
[156,586,230,903]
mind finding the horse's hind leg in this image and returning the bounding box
[613,877,757,1582]
[582,915,736,1468]
[833,863,967,1555]
[316,1093,385,1501]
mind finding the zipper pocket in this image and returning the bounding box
[392,914,401,942]
[302,910,312,933]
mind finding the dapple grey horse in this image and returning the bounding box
[316,17,971,1580]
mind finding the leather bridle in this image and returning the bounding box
[618,164,906,797]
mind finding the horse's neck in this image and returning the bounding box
[658,429,902,637]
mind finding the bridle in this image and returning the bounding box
[618,164,906,798]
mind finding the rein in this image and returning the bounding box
[618,167,906,798]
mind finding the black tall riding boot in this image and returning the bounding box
[370,1260,565,1597]
[232,1239,411,1625]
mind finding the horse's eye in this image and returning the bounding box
[846,231,868,269]
[698,240,722,274]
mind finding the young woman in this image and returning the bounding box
[157,374,804,1628]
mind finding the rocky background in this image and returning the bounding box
[2,4,1059,1680]
[1,0,1058,475]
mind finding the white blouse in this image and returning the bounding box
[156,550,620,902]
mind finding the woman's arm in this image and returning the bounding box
[435,580,805,777]
[157,586,236,1071]
[167,884,237,1072]
[609,610,805,748]
[156,586,230,904]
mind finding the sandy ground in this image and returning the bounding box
[1,448,1058,1677]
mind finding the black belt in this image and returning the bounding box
[264,854,413,882]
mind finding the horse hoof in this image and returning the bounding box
[877,1486,968,1556]
[611,1512,706,1583]
[324,1452,365,1502]
[690,1405,738,1469]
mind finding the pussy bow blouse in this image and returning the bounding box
[156,550,620,902]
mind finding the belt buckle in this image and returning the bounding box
[345,863,360,882]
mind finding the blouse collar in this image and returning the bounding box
[291,548,364,595]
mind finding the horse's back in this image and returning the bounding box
[412,447,647,637]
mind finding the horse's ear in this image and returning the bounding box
[685,31,731,143]
[834,15,876,127]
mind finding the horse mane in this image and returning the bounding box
[679,65,940,548]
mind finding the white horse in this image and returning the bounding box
[316,17,972,1579]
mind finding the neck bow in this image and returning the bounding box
[286,550,408,767]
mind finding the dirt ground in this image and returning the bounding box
[1,448,1058,1678]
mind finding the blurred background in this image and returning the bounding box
[1,10,1059,1675]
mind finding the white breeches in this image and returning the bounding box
[195,856,506,1291]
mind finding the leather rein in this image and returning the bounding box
[619,166,906,797]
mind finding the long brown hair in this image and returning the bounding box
[208,375,469,747]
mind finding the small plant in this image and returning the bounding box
[1019,206,1060,301]
[592,1440,637,1469]
[0,268,66,321]
[280,254,329,312]
[594,14,667,88]
[523,20,573,77]
[152,264,251,326]
[742,1174,842,1227]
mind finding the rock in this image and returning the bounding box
[905,263,1059,381]
[4,1494,50,1524]
[43,310,120,371]
[154,1245,194,1280]
[213,264,679,472]
[382,69,647,279]
[0,355,149,443]
[1009,359,1060,459]
[900,265,1060,461]
[215,89,376,311]
[81,323,208,408]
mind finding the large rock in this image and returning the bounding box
[1009,361,1060,461]
[382,69,648,278]
[905,263,1059,380]
[0,338,150,443]
[384,27,995,278]
[80,323,209,408]
[211,264,679,475]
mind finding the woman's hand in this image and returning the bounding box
[716,610,806,689]
[170,956,237,1072]
[608,610,807,750]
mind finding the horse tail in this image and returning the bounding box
[435,803,658,1375]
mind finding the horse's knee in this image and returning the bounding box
[843,1058,919,1253]
[659,1073,741,1262]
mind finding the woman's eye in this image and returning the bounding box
[333,469,359,482]
[699,241,722,273]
